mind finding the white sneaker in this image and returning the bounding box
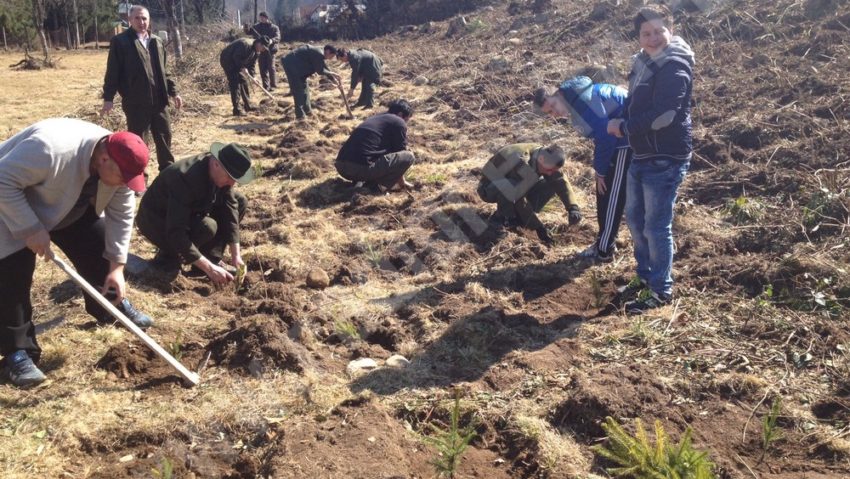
[578,244,599,258]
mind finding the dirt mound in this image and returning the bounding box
[96,340,206,388]
[206,315,311,376]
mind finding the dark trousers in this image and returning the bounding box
[282,60,311,119]
[335,151,416,189]
[354,77,379,108]
[124,103,174,172]
[477,178,555,230]
[259,50,277,89]
[136,191,248,263]
[595,148,632,255]
[1,207,112,365]
[224,68,251,113]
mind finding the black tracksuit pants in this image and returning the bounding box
[595,147,632,256]
[0,207,113,366]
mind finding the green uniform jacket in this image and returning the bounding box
[102,28,176,108]
[251,22,280,53]
[480,143,578,207]
[282,45,334,80]
[139,154,241,264]
[347,49,382,90]
[220,38,259,75]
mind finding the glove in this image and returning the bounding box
[568,206,582,226]
[536,226,553,244]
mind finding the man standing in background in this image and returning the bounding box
[252,12,281,91]
[102,5,184,175]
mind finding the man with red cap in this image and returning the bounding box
[0,118,154,388]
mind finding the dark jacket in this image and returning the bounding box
[251,22,280,53]
[479,143,578,208]
[102,28,176,108]
[282,45,334,80]
[139,154,240,263]
[347,49,383,89]
[220,38,259,75]
[621,36,695,161]
[336,113,407,165]
[558,78,629,176]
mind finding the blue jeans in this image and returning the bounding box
[625,157,689,297]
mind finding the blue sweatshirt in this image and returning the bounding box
[558,79,628,177]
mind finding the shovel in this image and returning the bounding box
[241,69,275,101]
[52,256,200,386]
[334,78,354,119]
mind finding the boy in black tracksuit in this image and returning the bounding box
[534,76,631,261]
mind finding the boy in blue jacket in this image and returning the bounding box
[607,5,695,314]
[534,76,630,262]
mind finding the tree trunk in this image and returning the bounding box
[72,0,81,48]
[253,0,257,23]
[31,0,51,61]
[157,0,183,59]
[93,0,99,49]
[2,26,7,51]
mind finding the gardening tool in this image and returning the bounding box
[241,69,275,101]
[334,77,354,119]
[51,256,200,386]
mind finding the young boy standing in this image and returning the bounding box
[534,76,630,262]
[607,5,695,314]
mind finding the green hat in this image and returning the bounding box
[210,142,255,185]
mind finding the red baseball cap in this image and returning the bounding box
[105,131,149,192]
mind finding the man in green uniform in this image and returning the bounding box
[251,12,281,91]
[136,143,255,286]
[336,47,383,109]
[477,144,582,244]
[102,5,183,173]
[281,44,342,119]
[220,36,270,116]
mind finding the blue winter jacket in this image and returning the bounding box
[621,36,695,161]
[558,78,628,177]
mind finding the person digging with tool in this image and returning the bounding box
[281,44,342,120]
[336,47,383,109]
[220,35,271,116]
[136,143,254,287]
[334,99,416,192]
[477,143,582,245]
[251,11,281,91]
[0,118,154,388]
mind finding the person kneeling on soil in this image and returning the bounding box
[136,143,254,287]
[334,99,416,192]
[477,143,582,244]
[0,118,154,388]
[534,76,631,262]
[220,35,271,116]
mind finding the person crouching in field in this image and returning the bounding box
[220,35,270,116]
[136,143,254,287]
[335,99,416,192]
[336,47,384,109]
[0,119,154,387]
[607,5,695,314]
[477,144,582,245]
[534,76,631,262]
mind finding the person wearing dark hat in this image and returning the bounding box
[335,99,416,191]
[220,36,271,116]
[281,44,342,120]
[477,143,582,244]
[0,118,155,388]
[136,143,255,287]
[251,12,281,91]
[336,47,383,109]
[534,76,630,262]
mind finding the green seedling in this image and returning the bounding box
[422,393,477,478]
[151,457,174,479]
[760,396,783,462]
[235,263,247,292]
[334,319,360,341]
[592,416,716,479]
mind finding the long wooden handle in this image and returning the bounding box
[52,257,200,386]
[241,70,275,100]
[336,79,353,118]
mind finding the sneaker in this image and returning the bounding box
[617,276,647,299]
[5,350,46,388]
[625,289,672,315]
[103,299,153,329]
[578,244,614,263]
